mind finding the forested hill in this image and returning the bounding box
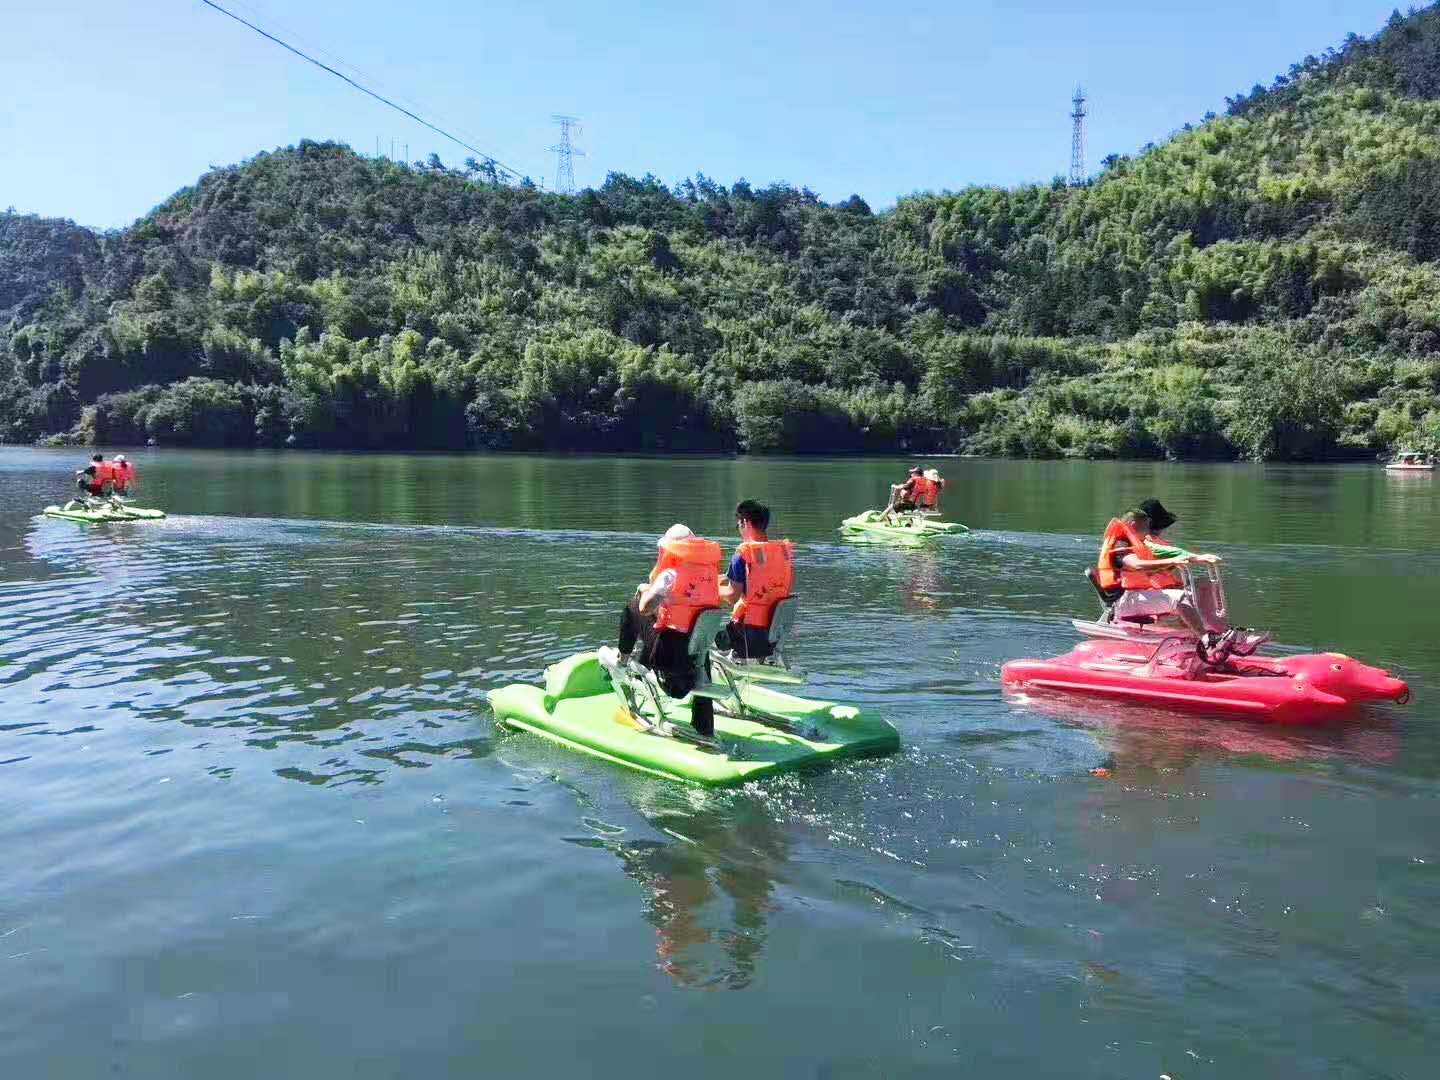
[9,6,1440,458]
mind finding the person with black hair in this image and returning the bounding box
[75,454,107,500]
[717,500,794,659]
[882,467,924,519]
[880,466,946,523]
[1103,499,1219,634]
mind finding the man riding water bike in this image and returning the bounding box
[882,467,944,523]
[74,455,110,502]
[716,500,794,660]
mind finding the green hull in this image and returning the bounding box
[840,510,968,540]
[488,651,900,786]
[42,503,167,523]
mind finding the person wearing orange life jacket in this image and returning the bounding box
[882,466,945,522]
[108,454,135,496]
[612,523,724,737]
[911,468,944,509]
[1097,504,1218,634]
[74,454,109,499]
[882,466,924,519]
[716,500,794,659]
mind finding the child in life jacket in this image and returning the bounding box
[717,499,794,660]
[1099,504,1218,633]
[611,524,723,738]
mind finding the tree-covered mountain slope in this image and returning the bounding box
[8,4,1440,458]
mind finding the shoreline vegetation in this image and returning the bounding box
[8,8,1440,461]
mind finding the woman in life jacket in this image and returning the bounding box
[717,500,794,659]
[109,454,134,495]
[911,469,944,510]
[613,523,724,737]
[1097,505,1217,633]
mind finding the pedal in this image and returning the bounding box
[666,724,721,751]
[1231,629,1271,656]
[613,705,645,730]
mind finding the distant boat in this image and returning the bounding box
[1385,450,1435,471]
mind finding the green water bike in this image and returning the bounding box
[43,497,166,523]
[488,600,899,786]
[839,509,968,541]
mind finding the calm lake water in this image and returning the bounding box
[2,448,1436,1077]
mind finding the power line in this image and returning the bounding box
[199,0,524,180]
[223,0,500,159]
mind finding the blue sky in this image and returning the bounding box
[0,0,1407,228]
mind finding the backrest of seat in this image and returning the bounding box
[767,597,798,646]
[688,608,728,662]
[1085,567,1121,606]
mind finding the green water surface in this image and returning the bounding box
[1,448,1436,1077]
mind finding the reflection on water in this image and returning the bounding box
[899,546,947,615]
[569,795,787,989]
[1016,691,1403,773]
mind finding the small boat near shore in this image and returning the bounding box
[1384,450,1434,472]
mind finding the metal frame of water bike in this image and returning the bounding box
[66,491,136,511]
[706,597,811,732]
[597,598,811,744]
[1071,561,1235,642]
[881,508,940,526]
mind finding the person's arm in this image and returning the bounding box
[637,569,676,614]
[1121,551,1219,572]
[718,553,745,603]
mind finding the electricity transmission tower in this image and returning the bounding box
[1069,86,1087,187]
[549,115,584,195]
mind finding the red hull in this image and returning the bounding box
[1002,639,1408,725]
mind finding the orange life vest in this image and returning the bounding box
[110,462,133,493]
[730,539,795,628]
[648,537,722,634]
[911,476,941,509]
[91,461,115,486]
[1096,518,1182,592]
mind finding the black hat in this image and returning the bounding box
[1138,498,1177,532]
[908,466,923,474]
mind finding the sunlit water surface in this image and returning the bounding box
[1,448,1437,1077]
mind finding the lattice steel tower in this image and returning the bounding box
[1069,86,1087,187]
[550,115,584,195]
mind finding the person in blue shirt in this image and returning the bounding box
[716,499,794,659]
